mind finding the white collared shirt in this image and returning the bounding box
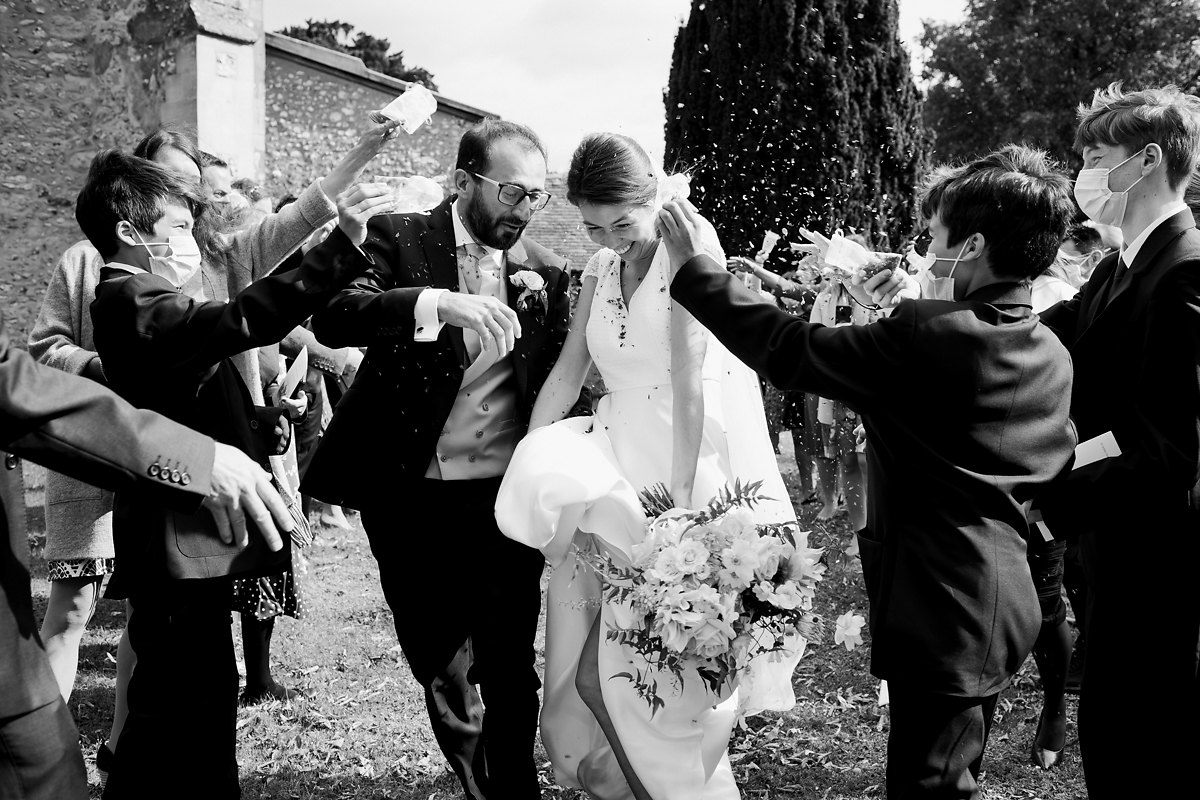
[1121,202,1189,268]
[413,199,504,342]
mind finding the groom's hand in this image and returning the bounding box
[436,293,522,357]
[656,199,707,277]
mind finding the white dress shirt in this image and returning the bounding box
[413,200,505,342]
[1121,202,1189,268]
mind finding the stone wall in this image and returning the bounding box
[523,173,600,274]
[262,35,482,201]
[1,0,191,345]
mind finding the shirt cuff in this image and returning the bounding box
[414,288,448,342]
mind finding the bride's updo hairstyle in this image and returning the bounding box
[566,133,658,208]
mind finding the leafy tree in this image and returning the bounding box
[664,0,928,257]
[921,0,1200,165]
[277,19,438,90]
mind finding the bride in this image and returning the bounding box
[495,133,796,799]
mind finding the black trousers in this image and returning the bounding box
[1077,517,1200,799]
[362,476,545,800]
[104,580,239,800]
[886,685,999,800]
[0,698,87,800]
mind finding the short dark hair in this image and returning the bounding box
[75,149,204,259]
[199,151,229,170]
[1065,223,1103,253]
[133,124,203,173]
[566,133,657,207]
[1075,83,1200,190]
[455,118,547,175]
[918,144,1075,280]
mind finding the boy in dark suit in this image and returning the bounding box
[1,306,296,800]
[660,145,1077,799]
[76,149,386,799]
[1039,83,1200,799]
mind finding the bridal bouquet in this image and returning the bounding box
[579,481,825,716]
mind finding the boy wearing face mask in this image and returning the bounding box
[661,144,1077,800]
[74,149,386,800]
[1037,83,1200,799]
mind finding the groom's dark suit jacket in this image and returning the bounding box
[672,255,1075,697]
[302,196,571,509]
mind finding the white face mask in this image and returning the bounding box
[135,233,203,289]
[1050,250,1089,288]
[1073,147,1152,227]
[909,240,969,301]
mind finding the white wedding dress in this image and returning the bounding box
[496,233,796,800]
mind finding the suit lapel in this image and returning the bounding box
[1077,210,1195,344]
[504,239,531,394]
[419,198,468,368]
[503,239,527,314]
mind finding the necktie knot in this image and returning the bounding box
[459,242,499,294]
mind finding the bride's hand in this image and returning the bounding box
[656,199,708,277]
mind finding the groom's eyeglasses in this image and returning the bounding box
[470,172,552,210]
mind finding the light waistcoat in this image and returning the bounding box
[425,249,521,479]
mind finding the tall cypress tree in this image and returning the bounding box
[664,0,928,258]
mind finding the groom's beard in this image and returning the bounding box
[465,192,528,250]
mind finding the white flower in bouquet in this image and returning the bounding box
[758,578,806,609]
[633,509,689,566]
[648,547,685,584]
[674,539,712,579]
[782,534,826,585]
[718,538,760,590]
[752,536,789,581]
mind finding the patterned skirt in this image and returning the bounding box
[230,499,313,621]
[47,557,115,581]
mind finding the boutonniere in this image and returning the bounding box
[509,268,548,318]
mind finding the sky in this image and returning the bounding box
[263,0,966,173]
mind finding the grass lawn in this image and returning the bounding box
[37,441,1088,799]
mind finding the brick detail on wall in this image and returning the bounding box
[524,174,600,274]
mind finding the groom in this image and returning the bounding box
[302,119,571,799]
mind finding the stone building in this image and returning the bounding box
[1,0,597,349]
[1,0,597,536]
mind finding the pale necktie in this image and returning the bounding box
[457,242,502,375]
[459,242,499,296]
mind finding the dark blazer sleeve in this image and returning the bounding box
[1038,287,1085,343]
[98,238,369,379]
[308,220,428,347]
[0,310,213,511]
[670,254,917,409]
